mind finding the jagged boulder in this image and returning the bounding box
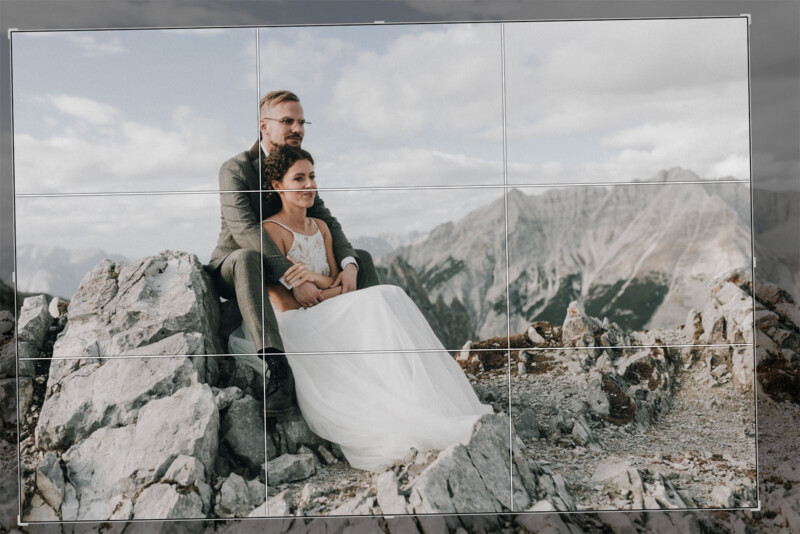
[60,382,218,520]
[18,295,52,350]
[36,351,201,451]
[53,251,223,357]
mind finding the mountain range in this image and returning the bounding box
[383,168,759,339]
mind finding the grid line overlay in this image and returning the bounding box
[8,17,758,521]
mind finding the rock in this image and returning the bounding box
[52,252,223,358]
[701,268,754,345]
[513,407,540,440]
[18,295,51,350]
[526,325,546,345]
[457,340,471,362]
[133,483,204,519]
[266,454,316,486]
[266,488,297,516]
[273,411,329,455]
[215,473,265,518]
[0,309,13,335]
[36,451,65,511]
[213,386,244,411]
[222,396,266,471]
[407,414,512,514]
[61,383,218,520]
[49,297,68,319]
[0,378,18,425]
[571,415,601,452]
[375,470,409,515]
[61,483,78,521]
[164,455,206,486]
[562,301,596,349]
[317,445,338,465]
[710,485,733,507]
[527,499,556,511]
[517,361,527,376]
[23,494,60,522]
[755,280,794,307]
[36,355,199,451]
[590,461,644,509]
[775,302,800,330]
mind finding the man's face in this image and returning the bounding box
[260,100,305,151]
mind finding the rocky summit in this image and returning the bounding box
[1,250,799,533]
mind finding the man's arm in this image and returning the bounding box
[218,155,292,284]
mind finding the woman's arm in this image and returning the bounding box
[316,219,341,283]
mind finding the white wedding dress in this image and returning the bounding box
[228,220,492,472]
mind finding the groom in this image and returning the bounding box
[208,90,379,415]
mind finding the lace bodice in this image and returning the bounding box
[265,219,331,277]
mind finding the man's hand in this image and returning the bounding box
[293,280,324,308]
[332,263,358,294]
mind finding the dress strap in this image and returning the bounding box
[263,219,297,235]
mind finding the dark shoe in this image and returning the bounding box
[262,352,295,417]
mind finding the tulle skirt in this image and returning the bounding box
[228,285,492,471]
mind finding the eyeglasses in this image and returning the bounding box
[262,117,311,128]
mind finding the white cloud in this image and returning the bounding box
[66,34,126,57]
[16,193,221,263]
[258,28,349,89]
[14,99,245,194]
[47,94,119,125]
[328,24,502,140]
[316,147,504,188]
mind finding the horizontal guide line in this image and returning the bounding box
[7,15,751,34]
[17,343,754,361]
[14,180,751,198]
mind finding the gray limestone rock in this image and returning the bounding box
[221,396,265,471]
[273,411,329,455]
[164,454,206,487]
[18,295,52,350]
[61,382,218,520]
[36,451,66,512]
[133,483,204,519]
[215,473,264,518]
[36,355,199,450]
[375,470,408,515]
[52,252,223,358]
[562,301,596,349]
[266,453,316,486]
[407,414,513,514]
[590,461,645,509]
[49,297,68,319]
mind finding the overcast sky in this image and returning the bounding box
[9,17,754,269]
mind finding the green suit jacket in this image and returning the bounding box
[208,142,358,284]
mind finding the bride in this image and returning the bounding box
[228,145,492,472]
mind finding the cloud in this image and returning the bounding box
[66,34,126,57]
[15,193,221,263]
[315,146,504,189]
[328,24,502,140]
[46,94,119,125]
[258,27,350,89]
[14,97,245,194]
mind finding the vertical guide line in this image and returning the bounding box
[255,27,269,518]
[744,15,761,508]
[9,29,24,522]
[500,22,515,512]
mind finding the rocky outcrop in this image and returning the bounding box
[52,251,223,358]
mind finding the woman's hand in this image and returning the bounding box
[284,260,318,287]
[284,257,335,289]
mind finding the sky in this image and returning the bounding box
[9,17,753,269]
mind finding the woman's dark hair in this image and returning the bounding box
[263,145,314,209]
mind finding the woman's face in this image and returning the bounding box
[272,158,316,209]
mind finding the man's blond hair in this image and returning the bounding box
[259,90,300,119]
